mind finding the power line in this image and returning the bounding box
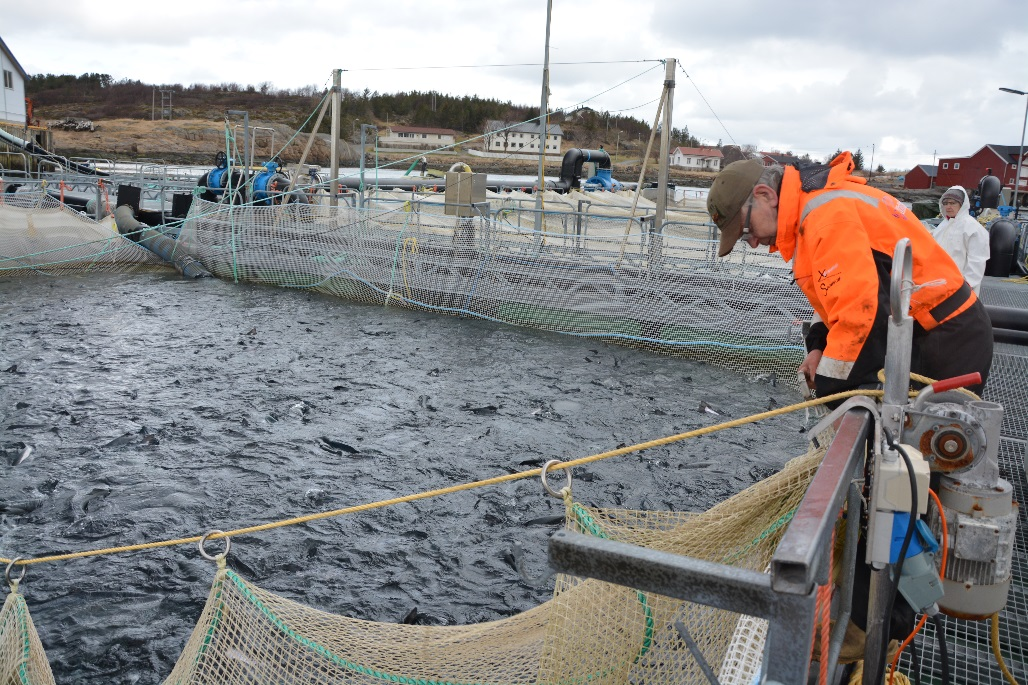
[677,62,736,146]
[343,59,664,72]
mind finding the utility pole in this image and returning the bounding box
[654,58,675,229]
[533,0,553,234]
[330,69,341,208]
[868,143,875,182]
[931,150,936,188]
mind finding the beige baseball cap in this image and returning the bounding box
[707,159,764,257]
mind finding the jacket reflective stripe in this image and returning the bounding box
[817,355,855,380]
[800,190,879,224]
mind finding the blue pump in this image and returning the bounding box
[584,167,625,191]
[252,161,283,205]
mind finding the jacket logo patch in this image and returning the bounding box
[818,265,841,295]
[881,195,907,218]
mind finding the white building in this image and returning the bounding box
[0,36,27,125]
[483,121,563,155]
[377,125,460,150]
[670,146,722,171]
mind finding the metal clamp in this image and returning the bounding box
[5,558,26,588]
[540,460,572,498]
[198,530,232,561]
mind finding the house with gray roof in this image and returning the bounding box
[483,120,563,155]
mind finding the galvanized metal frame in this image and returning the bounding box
[548,408,873,684]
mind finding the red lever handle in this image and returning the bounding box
[931,372,982,393]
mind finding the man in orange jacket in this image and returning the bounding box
[708,152,992,397]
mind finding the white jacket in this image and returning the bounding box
[931,186,990,294]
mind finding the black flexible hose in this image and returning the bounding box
[930,614,951,685]
[909,636,924,685]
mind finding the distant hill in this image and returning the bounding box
[26,73,666,151]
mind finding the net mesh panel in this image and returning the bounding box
[0,192,165,274]
[174,199,809,379]
[0,592,56,685]
[153,446,822,685]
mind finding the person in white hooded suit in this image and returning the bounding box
[931,186,990,294]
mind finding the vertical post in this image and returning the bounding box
[330,68,341,208]
[931,150,936,188]
[533,0,553,234]
[241,111,251,195]
[654,58,675,229]
[864,238,914,685]
[868,143,875,183]
[1015,95,1027,218]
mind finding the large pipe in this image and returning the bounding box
[554,148,612,191]
[0,127,107,176]
[986,304,1028,331]
[114,205,210,279]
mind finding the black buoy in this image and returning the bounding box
[985,219,1018,277]
[977,174,1002,209]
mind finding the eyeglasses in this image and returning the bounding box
[739,195,755,239]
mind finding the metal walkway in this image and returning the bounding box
[899,276,1028,684]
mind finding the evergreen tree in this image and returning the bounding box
[853,148,865,170]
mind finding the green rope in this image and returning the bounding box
[569,503,654,662]
[720,507,797,566]
[2,591,34,685]
[224,570,492,685]
[385,213,414,304]
[269,90,332,162]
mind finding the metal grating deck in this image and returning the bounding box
[898,337,1028,683]
[982,275,1028,310]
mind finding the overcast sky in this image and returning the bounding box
[4,0,1027,171]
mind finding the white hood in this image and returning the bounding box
[931,185,990,293]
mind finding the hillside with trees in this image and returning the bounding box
[26,72,702,152]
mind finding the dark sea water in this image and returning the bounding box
[0,271,810,684]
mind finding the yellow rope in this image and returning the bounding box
[992,612,1022,685]
[0,388,880,569]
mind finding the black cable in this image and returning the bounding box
[930,614,951,685]
[880,434,920,671]
[909,635,923,685]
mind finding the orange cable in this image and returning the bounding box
[819,526,835,685]
[889,488,947,684]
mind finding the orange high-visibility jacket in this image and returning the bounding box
[773,152,975,392]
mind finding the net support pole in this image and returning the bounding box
[330,69,342,208]
[653,58,675,231]
[533,0,553,236]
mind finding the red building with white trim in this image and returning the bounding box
[935,144,1023,192]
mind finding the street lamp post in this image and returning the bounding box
[999,87,1028,219]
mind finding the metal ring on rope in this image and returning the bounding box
[5,558,25,586]
[540,459,572,498]
[198,530,232,561]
